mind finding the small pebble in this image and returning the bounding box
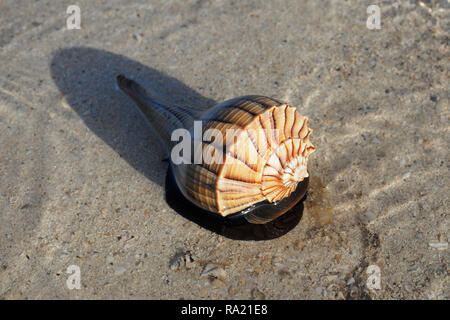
[428,241,448,251]
[315,287,323,296]
[211,278,225,289]
[200,264,226,281]
[347,277,355,285]
[251,288,266,300]
[132,33,143,42]
[115,265,128,276]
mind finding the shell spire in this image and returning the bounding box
[116,75,200,152]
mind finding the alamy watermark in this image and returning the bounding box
[170,122,287,165]
[366,5,381,30]
[66,5,81,30]
[366,265,381,291]
[66,264,81,290]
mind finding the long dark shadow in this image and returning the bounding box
[50,47,305,239]
[50,47,215,187]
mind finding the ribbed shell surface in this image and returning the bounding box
[172,96,315,216]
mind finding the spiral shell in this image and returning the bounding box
[117,75,315,223]
[173,96,315,216]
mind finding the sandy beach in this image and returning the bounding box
[0,0,448,299]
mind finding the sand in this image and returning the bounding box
[0,0,448,299]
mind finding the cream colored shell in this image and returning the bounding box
[173,96,315,216]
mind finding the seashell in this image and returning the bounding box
[117,75,315,224]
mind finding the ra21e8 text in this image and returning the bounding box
[180,304,268,317]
